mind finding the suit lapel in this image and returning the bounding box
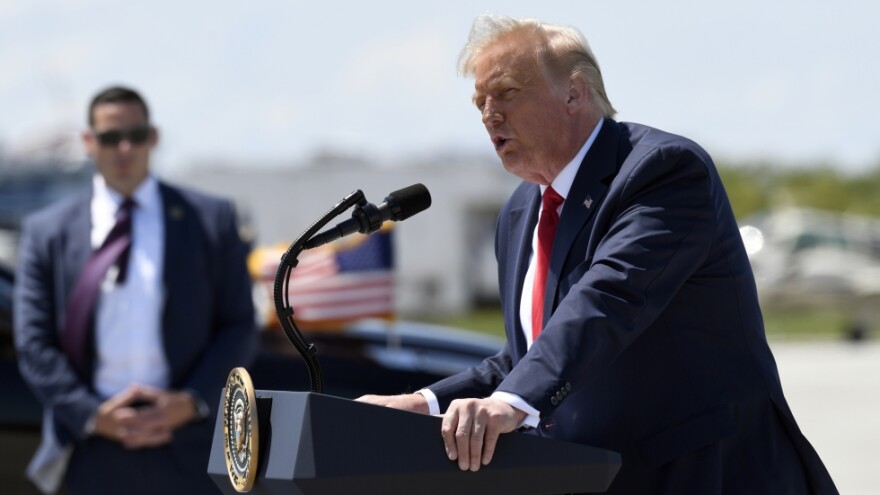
[159,183,188,366]
[60,197,93,321]
[507,188,540,355]
[543,118,622,322]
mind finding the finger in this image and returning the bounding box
[132,406,167,428]
[454,410,473,471]
[103,386,143,410]
[128,385,164,403]
[113,407,141,425]
[469,418,485,472]
[440,408,459,462]
[482,423,501,466]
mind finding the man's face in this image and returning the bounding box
[472,36,574,185]
[83,102,156,196]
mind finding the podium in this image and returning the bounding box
[208,390,620,494]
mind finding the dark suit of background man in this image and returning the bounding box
[358,15,839,494]
[14,86,257,494]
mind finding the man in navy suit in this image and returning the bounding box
[358,15,838,493]
[14,86,256,494]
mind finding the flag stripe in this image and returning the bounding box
[251,231,397,324]
[290,287,393,306]
[294,301,396,321]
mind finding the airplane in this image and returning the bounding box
[739,207,880,337]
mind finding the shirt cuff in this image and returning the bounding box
[416,389,441,416]
[490,391,540,429]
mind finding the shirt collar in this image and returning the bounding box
[92,174,160,213]
[540,117,604,200]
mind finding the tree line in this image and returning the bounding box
[717,161,880,221]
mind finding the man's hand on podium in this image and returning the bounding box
[356,394,526,472]
[442,398,526,472]
[355,393,430,414]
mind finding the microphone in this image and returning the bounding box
[304,183,431,249]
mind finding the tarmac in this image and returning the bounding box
[770,339,880,494]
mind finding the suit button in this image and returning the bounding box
[550,397,559,406]
[565,382,572,392]
[555,391,564,401]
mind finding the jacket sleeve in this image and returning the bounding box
[14,215,101,440]
[176,199,257,416]
[427,341,514,411]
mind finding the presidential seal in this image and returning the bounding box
[223,367,260,492]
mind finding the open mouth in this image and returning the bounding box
[492,135,509,151]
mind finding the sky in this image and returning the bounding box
[1,0,878,174]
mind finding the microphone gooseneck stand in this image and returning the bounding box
[272,189,367,394]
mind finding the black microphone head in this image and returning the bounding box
[385,183,431,221]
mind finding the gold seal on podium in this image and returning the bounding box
[223,367,260,492]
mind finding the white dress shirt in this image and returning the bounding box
[90,175,169,398]
[420,119,604,427]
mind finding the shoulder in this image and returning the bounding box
[21,193,89,234]
[612,121,723,199]
[158,181,236,215]
[619,121,714,169]
[610,121,719,190]
[621,122,710,158]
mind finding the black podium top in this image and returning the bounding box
[208,390,620,495]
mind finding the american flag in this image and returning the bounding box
[249,229,395,328]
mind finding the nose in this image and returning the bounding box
[481,99,503,126]
[117,138,134,153]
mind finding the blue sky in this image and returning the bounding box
[1,0,877,173]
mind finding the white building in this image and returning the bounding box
[171,156,520,317]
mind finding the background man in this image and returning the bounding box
[14,86,256,494]
[359,15,838,493]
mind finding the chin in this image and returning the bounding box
[501,159,532,181]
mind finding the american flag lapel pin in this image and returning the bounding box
[169,205,184,220]
[583,196,593,209]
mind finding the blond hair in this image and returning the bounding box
[458,15,617,118]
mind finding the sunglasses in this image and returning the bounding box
[93,126,152,147]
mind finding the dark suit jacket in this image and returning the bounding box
[14,180,256,492]
[428,119,838,494]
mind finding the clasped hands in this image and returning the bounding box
[356,394,526,472]
[93,384,199,449]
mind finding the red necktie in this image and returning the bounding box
[62,198,135,377]
[531,186,564,341]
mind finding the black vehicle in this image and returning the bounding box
[0,263,502,493]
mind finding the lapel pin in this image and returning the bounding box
[583,196,593,209]
[169,206,184,220]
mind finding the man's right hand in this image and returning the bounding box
[93,385,173,449]
[355,393,430,414]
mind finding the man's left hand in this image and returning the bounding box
[441,397,526,472]
[129,386,200,432]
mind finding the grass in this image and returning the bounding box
[424,304,876,342]
[424,307,507,338]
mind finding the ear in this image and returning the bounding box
[566,76,590,113]
[82,130,97,156]
[148,126,159,148]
